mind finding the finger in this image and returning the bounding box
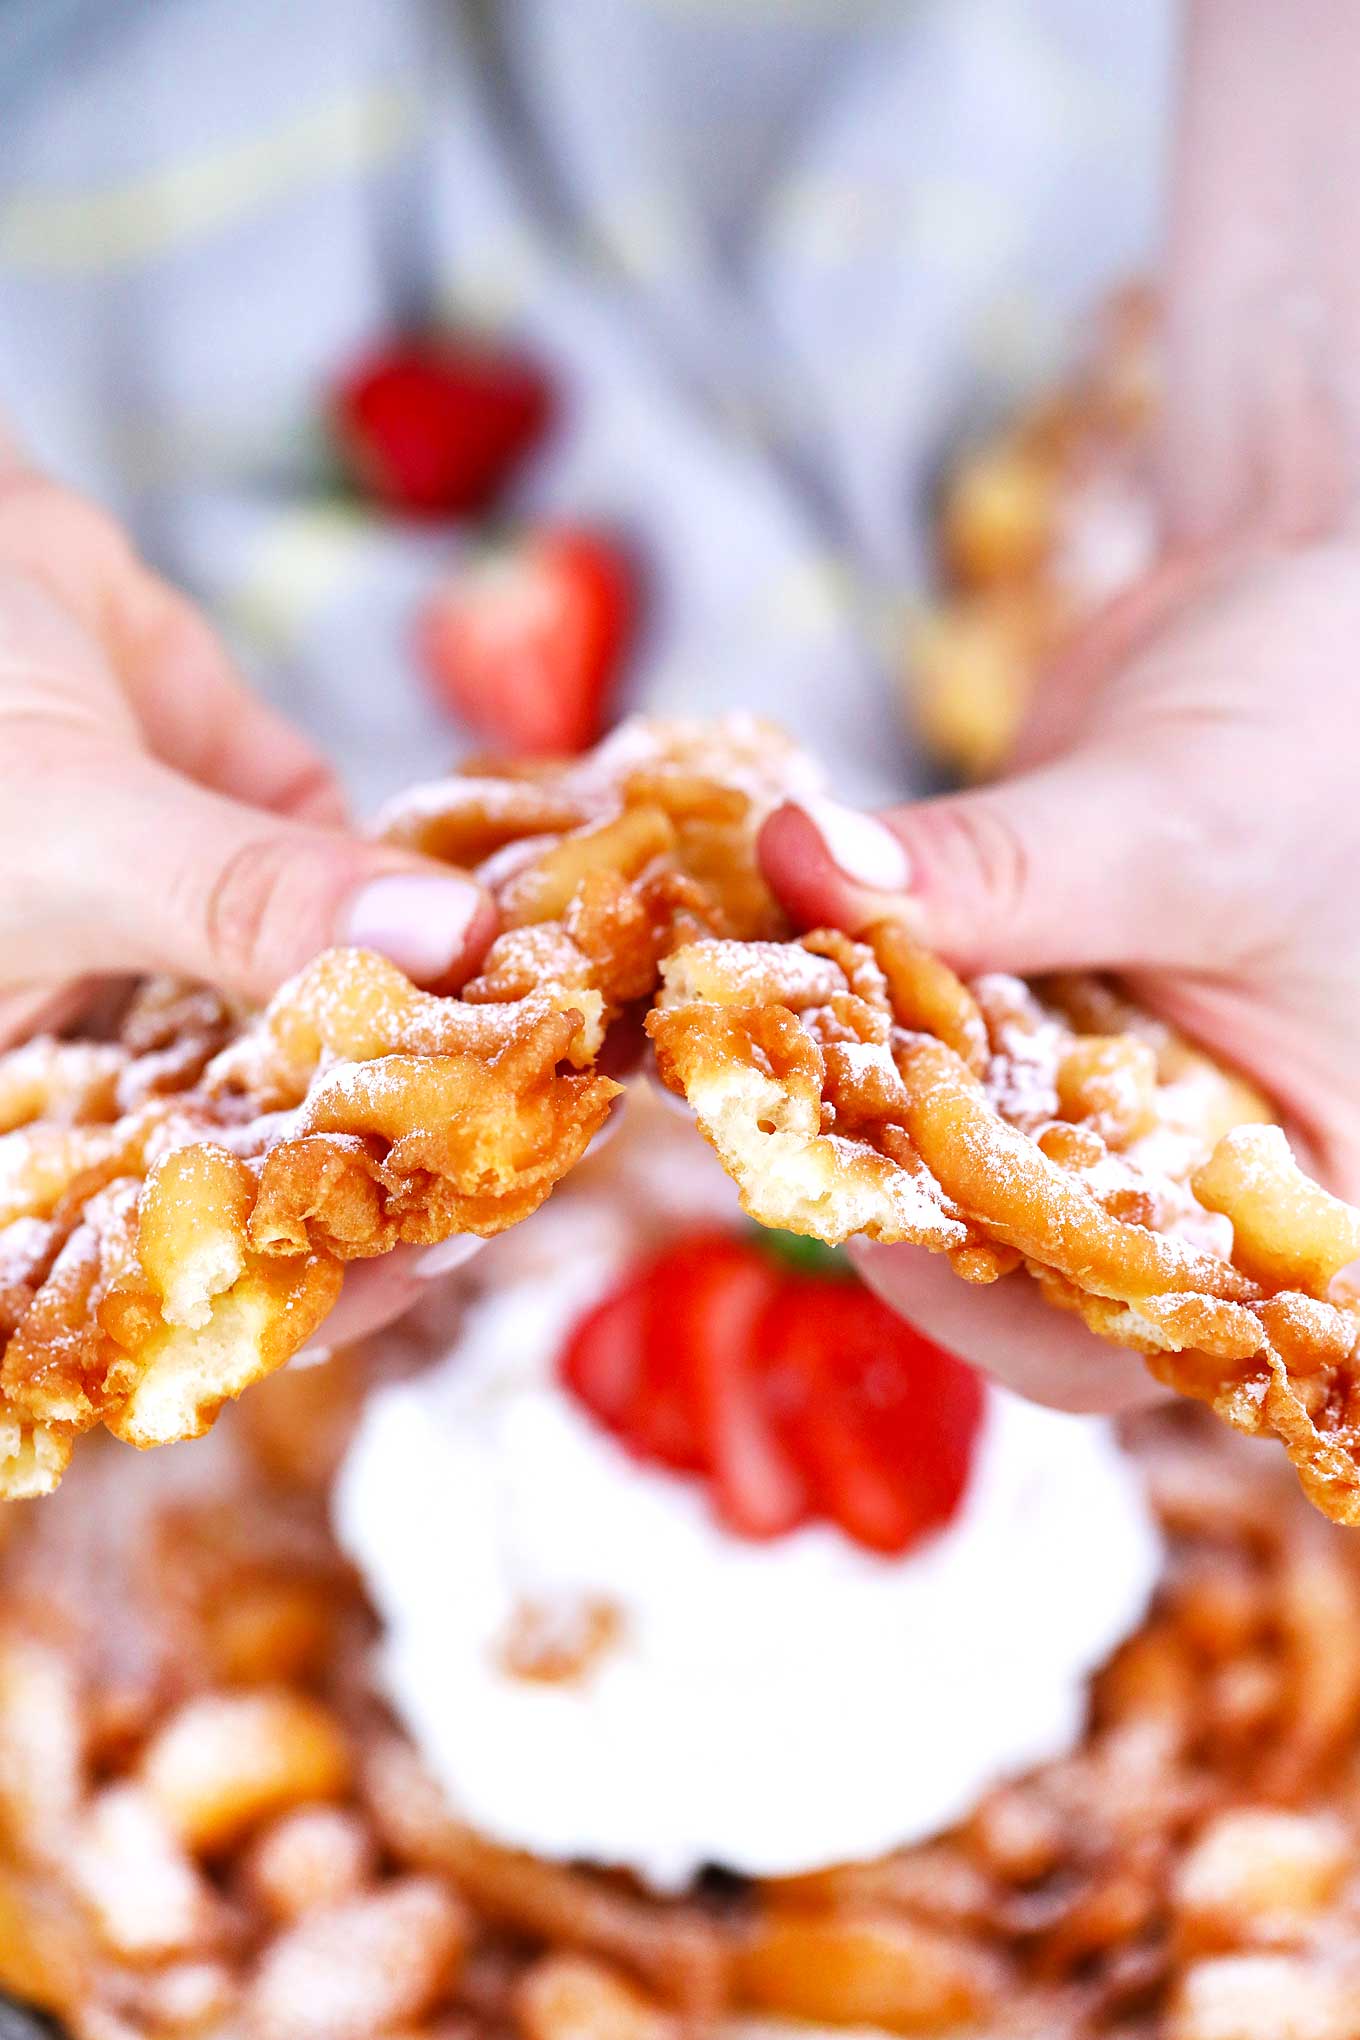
[0,461,349,826]
[5,745,496,1003]
[758,733,1215,981]
[111,575,351,825]
[1008,546,1230,772]
[0,984,91,1052]
[850,1241,1169,1416]
[300,1238,486,1357]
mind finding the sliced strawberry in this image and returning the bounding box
[556,1227,982,1558]
[418,525,634,756]
[766,1285,984,1556]
[559,1272,648,1433]
[625,1243,709,1474]
[649,1234,806,1537]
[763,1290,920,1555]
[860,1298,984,1533]
[332,338,553,519]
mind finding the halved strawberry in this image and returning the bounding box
[859,1299,985,1533]
[556,1229,983,1557]
[332,338,553,518]
[559,1272,649,1434]
[648,1234,806,1537]
[763,1285,983,1556]
[418,525,634,756]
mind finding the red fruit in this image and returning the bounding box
[646,1234,805,1536]
[559,1273,648,1433]
[557,1229,984,1557]
[763,1284,984,1556]
[625,1241,710,1474]
[418,526,634,756]
[332,338,553,518]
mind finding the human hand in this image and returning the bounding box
[759,541,1360,1413]
[0,442,497,1340]
[0,446,495,1048]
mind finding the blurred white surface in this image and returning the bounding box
[0,0,1171,808]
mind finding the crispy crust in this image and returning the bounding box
[5,710,1360,1522]
[648,920,1360,1524]
[0,718,804,1495]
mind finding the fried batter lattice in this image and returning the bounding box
[0,719,807,1499]
[4,710,1360,1522]
[647,922,1360,1524]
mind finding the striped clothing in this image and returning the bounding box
[0,0,1169,808]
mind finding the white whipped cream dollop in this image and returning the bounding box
[336,1243,1161,1891]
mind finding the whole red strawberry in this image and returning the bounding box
[559,1229,985,1556]
[332,337,553,518]
[418,525,635,756]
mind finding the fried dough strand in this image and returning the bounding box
[0,718,804,1497]
[5,709,1360,1521]
[647,918,1360,1524]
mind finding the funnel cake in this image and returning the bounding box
[6,1288,1360,2035]
[4,712,1360,1523]
[0,720,808,1499]
[648,927,1360,1527]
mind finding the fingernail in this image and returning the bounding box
[792,798,911,892]
[415,1235,484,1279]
[342,873,481,983]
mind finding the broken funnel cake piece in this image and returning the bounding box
[649,930,1360,1525]
[0,719,810,1499]
[3,712,1360,1523]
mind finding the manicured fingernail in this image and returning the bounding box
[793,798,911,892]
[415,1235,484,1279]
[342,874,481,982]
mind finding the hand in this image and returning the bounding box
[0,444,497,1342]
[759,540,1360,1413]
[0,446,494,1047]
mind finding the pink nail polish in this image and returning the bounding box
[342,873,481,983]
[793,798,911,892]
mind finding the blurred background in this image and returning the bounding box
[0,0,1169,810]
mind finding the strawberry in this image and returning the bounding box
[557,1229,984,1556]
[559,1272,649,1433]
[762,1283,983,1555]
[332,338,553,518]
[417,525,634,756]
[645,1234,805,1535]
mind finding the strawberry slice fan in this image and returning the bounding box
[559,1228,984,1556]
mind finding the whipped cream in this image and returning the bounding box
[336,1242,1161,1891]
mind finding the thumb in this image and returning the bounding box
[758,743,1210,981]
[10,746,496,1003]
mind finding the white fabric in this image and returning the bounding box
[0,0,1172,808]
